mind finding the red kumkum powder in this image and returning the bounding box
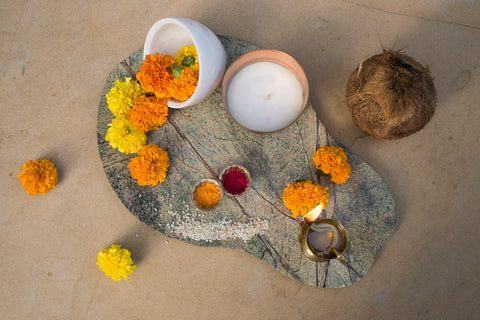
[221,169,248,195]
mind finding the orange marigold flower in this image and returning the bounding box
[282,180,329,219]
[137,53,175,99]
[18,159,58,196]
[170,67,198,101]
[128,95,169,132]
[129,144,169,186]
[312,145,351,184]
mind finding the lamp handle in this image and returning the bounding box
[333,249,350,266]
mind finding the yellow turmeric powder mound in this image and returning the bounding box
[193,180,221,210]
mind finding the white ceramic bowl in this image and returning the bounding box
[143,18,227,109]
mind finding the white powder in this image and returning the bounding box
[166,208,268,242]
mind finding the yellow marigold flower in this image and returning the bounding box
[137,53,175,99]
[129,144,169,186]
[17,159,58,196]
[174,45,198,71]
[106,77,145,117]
[312,145,352,184]
[282,180,329,219]
[171,67,198,102]
[105,117,146,154]
[128,95,169,132]
[96,245,136,281]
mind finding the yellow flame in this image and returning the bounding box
[303,203,324,222]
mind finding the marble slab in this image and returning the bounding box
[97,36,396,288]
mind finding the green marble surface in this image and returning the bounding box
[97,35,396,288]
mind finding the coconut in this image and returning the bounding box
[346,50,436,139]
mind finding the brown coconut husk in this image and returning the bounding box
[346,50,436,139]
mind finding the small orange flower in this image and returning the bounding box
[129,144,169,186]
[18,159,58,196]
[136,50,198,103]
[171,67,198,101]
[282,180,329,219]
[128,95,169,132]
[137,53,175,99]
[312,146,351,184]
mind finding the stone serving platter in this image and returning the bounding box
[97,35,396,288]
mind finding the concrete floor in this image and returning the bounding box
[1,1,479,319]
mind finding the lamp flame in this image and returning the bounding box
[303,203,324,223]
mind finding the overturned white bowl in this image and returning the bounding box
[143,18,227,109]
